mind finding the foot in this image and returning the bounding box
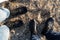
[29,19,37,34]
[46,18,54,30]
[41,18,54,35]
[29,19,40,40]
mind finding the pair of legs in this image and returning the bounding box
[0,8,10,40]
[0,6,27,40]
[29,18,60,40]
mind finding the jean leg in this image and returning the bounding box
[0,25,10,40]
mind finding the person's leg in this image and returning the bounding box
[41,18,55,40]
[0,25,10,40]
[29,19,40,40]
[41,17,60,40]
[44,18,60,35]
[0,6,10,40]
[0,8,10,22]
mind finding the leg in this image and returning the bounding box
[41,18,60,40]
[0,25,10,40]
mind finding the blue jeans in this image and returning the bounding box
[0,25,10,40]
[45,30,60,40]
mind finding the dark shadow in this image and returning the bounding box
[9,0,16,2]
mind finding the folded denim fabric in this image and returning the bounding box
[0,8,10,22]
[0,25,10,40]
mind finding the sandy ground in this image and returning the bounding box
[1,0,60,40]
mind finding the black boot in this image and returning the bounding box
[29,19,40,40]
[41,17,54,35]
[11,6,27,17]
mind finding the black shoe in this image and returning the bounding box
[15,6,27,15]
[29,19,40,40]
[29,19,36,34]
[11,6,27,17]
[41,17,54,35]
[9,20,24,30]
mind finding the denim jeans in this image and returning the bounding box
[45,30,60,40]
[0,25,10,40]
[0,8,10,22]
